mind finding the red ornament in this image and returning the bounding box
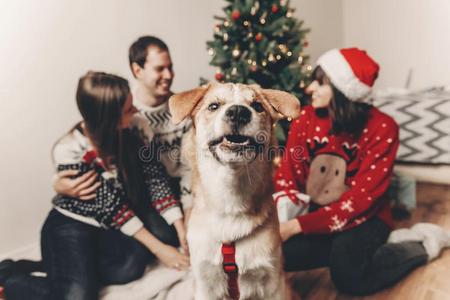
[231,10,241,21]
[272,4,279,13]
[250,65,258,72]
[255,33,263,42]
[215,72,224,81]
[303,41,309,48]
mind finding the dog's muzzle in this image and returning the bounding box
[207,105,266,163]
[224,105,252,129]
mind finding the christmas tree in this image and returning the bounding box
[204,0,311,143]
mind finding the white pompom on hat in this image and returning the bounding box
[316,48,380,103]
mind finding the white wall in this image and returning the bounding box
[293,0,343,62]
[0,0,341,255]
[343,0,450,90]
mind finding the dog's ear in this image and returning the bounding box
[260,89,301,120]
[169,84,210,125]
[249,84,300,121]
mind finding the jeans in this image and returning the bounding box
[4,208,178,300]
[283,217,428,295]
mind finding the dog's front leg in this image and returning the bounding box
[238,267,287,300]
[193,261,229,300]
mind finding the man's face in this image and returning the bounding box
[134,47,174,99]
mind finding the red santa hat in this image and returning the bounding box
[316,48,380,103]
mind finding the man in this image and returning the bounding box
[128,36,193,216]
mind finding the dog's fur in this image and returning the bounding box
[169,83,300,300]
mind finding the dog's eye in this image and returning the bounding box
[250,101,264,113]
[208,102,220,111]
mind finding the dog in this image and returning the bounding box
[169,83,300,300]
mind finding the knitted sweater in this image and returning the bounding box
[134,100,193,209]
[274,105,399,234]
[52,125,182,236]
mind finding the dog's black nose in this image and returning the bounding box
[225,105,251,126]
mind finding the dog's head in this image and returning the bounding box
[169,83,300,164]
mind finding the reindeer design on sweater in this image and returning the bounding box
[305,136,359,206]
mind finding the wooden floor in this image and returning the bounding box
[289,183,450,300]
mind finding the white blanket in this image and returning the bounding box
[3,243,195,300]
[100,263,194,300]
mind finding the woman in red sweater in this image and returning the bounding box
[275,48,450,295]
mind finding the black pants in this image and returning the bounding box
[283,217,428,296]
[3,208,178,300]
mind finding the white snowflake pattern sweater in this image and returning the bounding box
[133,100,193,209]
[52,125,182,236]
[274,105,399,234]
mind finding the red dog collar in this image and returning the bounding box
[222,242,239,300]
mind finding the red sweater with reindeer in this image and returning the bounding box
[274,105,399,234]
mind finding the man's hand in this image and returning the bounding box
[183,207,192,229]
[280,219,302,242]
[53,170,100,200]
[173,218,189,255]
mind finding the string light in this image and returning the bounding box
[260,12,267,25]
[278,44,288,53]
[208,48,215,56]
[251,1,260,15]
[232,47,241,58]
[287,51,293,56]
[286,9,294,18]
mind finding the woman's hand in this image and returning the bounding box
[280,219,302,242]
[153,243,190,271]
[53,170,100,200]
[173,219,189,255]
[133,227,190,271]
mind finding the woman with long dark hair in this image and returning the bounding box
[0,71,189,299]
[275,48,450,295]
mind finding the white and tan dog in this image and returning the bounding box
[169,83,300,300]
